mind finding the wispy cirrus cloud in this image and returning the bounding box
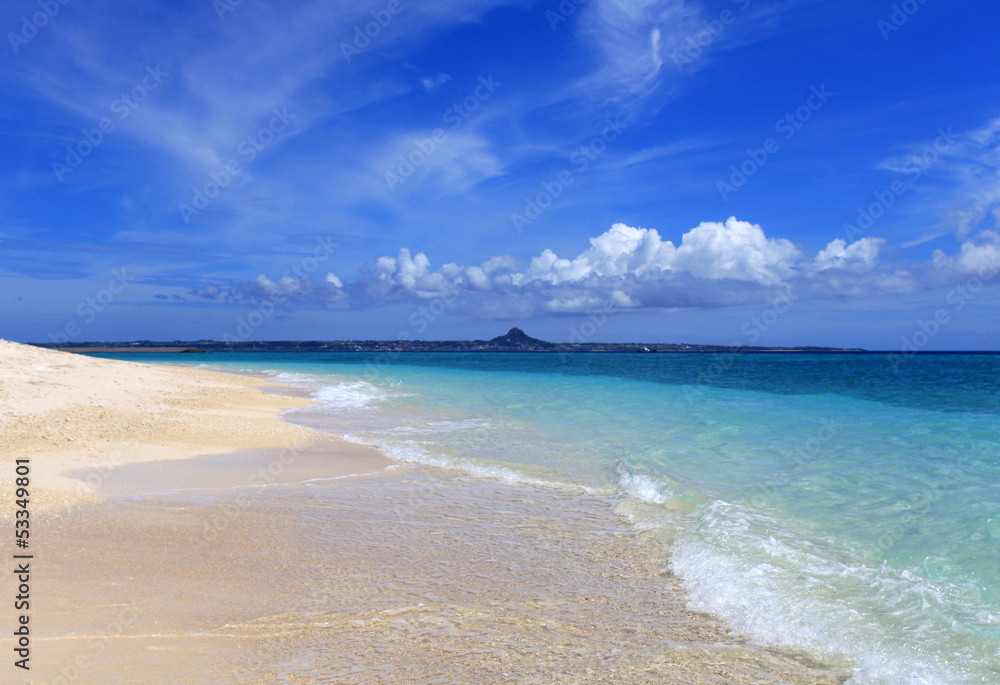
[563,0,790,110]
[5,0,996,347]
[2,0,529,188]
[877,117,1000,243]
[573,0,702,103]
[932,117,1000,239]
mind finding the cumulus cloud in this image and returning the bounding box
[932,230,1000,276]
[234,272,345,304]
[188,282,222,299]
[211,217,998,317]
[671,218,801,284]
[813,237,886,273]
[346,218,903,314]
[355,248,514,305]
[505,219,800,288]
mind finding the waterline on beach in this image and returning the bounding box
[105,350,1000,683]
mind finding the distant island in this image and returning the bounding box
[34,327,867,354]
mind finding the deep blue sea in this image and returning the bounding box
[101,351,1000,684]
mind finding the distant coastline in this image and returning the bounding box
[40,343,873,353]
[30,326,869,354]
[22,325,997,355]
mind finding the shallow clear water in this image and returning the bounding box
[102,350,1000,684]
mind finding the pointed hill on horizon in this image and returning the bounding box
[487,327,551,348]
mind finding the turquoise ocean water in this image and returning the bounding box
[106,351,1000,683]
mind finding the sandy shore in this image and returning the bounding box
[0,341,846,684]
[0,340,361,511]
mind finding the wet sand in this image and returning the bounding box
[0,339,331,512]
[27,462,845,684]
[0,342,847,683]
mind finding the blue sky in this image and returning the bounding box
[1,0,998,349]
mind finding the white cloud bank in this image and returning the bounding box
[353,218,915,313]
[932,230,1000,276]
[214,217,1000,316]
[234,272,346,304]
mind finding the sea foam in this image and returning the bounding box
[311,380,386,409]
[667,499,961,685]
